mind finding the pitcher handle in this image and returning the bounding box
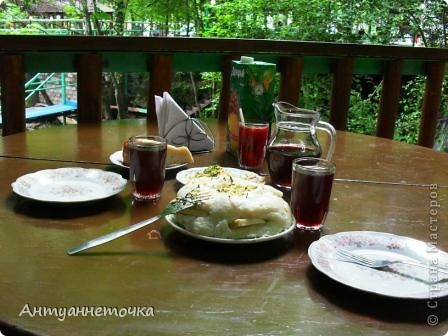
[317,121,336,161]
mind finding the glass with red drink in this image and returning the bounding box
[267,144,320,189]
[238,122,269,170]
[129,135,167,201]
[290,157,335,231]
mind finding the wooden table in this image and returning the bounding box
[0,119,447,336]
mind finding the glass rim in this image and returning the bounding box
[292,157,336,175]
[129,135,167,149]
[274,101,320,119]
[239,121,269,127]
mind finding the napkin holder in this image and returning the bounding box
[155,92,215,152]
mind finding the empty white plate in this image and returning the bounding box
[12,167,127,203]
[308,231,448,299]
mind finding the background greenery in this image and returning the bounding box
[1,0,447,149]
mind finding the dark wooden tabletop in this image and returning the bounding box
[0,119,447,336]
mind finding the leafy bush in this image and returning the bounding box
[299,75,331,120]
[394,77,424,144]
[347,76,380,136]
[199,72,221,119]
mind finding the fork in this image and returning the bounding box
[336,248,448,275]
[67,191,210,255]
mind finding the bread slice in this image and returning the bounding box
[122,139,131,166]
[122,140,194,167]
[166,145,194,166]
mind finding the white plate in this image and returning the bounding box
[109,150,188,171]
[109,150,128,168]
[12,167,127,203]
[176,166,264,185]
[165,215,295,244]
[308,231,448,299]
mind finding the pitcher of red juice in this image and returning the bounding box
[267,102,336,189]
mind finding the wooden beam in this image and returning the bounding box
[376,59,403,139]
[278,57,303,105]
[147,54,173,122]
[76,53,102,123]
[418,61,445,148]
[0,54,26,135]
[2,36,448,61]
[329,58,353,130]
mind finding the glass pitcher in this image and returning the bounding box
[267,101,336,189]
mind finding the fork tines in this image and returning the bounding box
[336,248,374,265]
[179,190,212,204]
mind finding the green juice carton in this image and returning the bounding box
[227,56,276,155]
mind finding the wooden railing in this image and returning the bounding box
[0,35,446,148]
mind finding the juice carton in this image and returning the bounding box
[227,56,276,156]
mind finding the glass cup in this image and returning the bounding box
[238,122,269,170]
[290,157,336,230]
[129,135,167,201]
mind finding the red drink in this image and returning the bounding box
[290,158,335,230]
[267,144,320,189]
[238,123,269,170]
[129,136,167,201]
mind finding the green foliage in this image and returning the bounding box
[199,72,221,119]
[0,1,28,20]
[347,77,380,136]
[434,78,448,151]
[63,5,82,19]
[299,75,332,121]
[393,77,425,144]
[171,73,196,110]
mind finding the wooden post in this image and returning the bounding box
[218,55,240,121]
[278,57,303,106]
[418,61,445,148]
[329,58,353,130]
[376,59,403,139]
[0,54,26,136]
[147,54,173,122]
[76,53,103,123]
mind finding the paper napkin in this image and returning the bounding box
[155,92,214,152]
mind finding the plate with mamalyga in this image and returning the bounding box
[166,178,294,243]
[165,215,295,244]
[176,164,265,185]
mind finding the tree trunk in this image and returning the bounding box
[190,72,200,114]
[80,0,92,35]
[40,90,53,106]
[102,74,114,120]
[91,0,103,35]
[114,0,127,35]
[185,0,191,35]
[111,73,128,120]
[193,0,204,34]
[443,4,447,47]
[111,0,128,119]
[164,0,171,35]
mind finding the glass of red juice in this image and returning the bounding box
[267,144,321,189]
[238,122,269,170]
[129,135,167,201]
[290,157,335,230]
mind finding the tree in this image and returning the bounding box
[0,0,33,20]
